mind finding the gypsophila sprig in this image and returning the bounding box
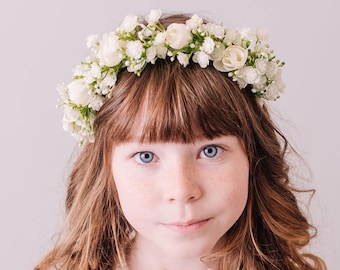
[58,9,285,144]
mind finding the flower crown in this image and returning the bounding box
[58,9,285,144]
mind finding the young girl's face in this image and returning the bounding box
[112,133,249,259]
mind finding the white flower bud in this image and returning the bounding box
[165,23,192,50]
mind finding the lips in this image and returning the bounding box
[163,218,210,234]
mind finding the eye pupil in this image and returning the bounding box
[203,146,218,158]
[140,152,154,163]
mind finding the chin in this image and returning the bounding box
[160,240,215,259]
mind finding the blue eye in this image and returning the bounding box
[201,145,218,158]
[137,152,154,163]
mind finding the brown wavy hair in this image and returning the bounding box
[35,14,326,270]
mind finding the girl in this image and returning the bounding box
[35,10,326,270]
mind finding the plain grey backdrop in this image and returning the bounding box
[1,0,339,269]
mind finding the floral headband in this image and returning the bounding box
[57,9,285,144]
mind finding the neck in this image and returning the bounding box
[127,235,212,270]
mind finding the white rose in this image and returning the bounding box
[193,51,210,68]
[98,33,123,67]
[165,23,192,50]
[126,40,143,59]
[67,80,92,106]
[213,45,248,72]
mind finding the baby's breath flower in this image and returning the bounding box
[146,9,162,24]
[201,37,215,54]
[118,15,139,32]
[193,51,210,68]
[176,52,190,67]
[186,14,203,29]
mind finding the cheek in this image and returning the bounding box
[211,163,249,213]
[113,169,156,220]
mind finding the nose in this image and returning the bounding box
[164,161,202,203]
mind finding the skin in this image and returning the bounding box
[112,135,249,269]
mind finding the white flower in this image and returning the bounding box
[73,63,88,77]
[138,27,153,40]
[127,59,146,73]
[165,23,192,49]
[238,28,256,43]
[146,46,157,63]
[57,83,68,102]
[265,61,278,79]
[253,75,267,89]
[126,40,143,59]
[256,28,269,42]
[98,33,123,66]
[98,74,117,95]
[119,15,139,32]
[224,29,238,43]
[213,45,248,72]
[63,106,82,123]
[177,52,190,67]
[91,63,101,78]
[201,37,215,54]
[255,58,268,74]
[238,66,261,84]
[154,32,166,45]
[146,9,162,24]
[89,95,105,111]
[264,82,281,100]
[156,45,167,59]
[204,23,225,39]
[67,80,93,106]
[193,51,210,68]
[186,14,203,29]
[86,34,99,49]
[210,43,225,61]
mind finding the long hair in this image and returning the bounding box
[35,14,326,270]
